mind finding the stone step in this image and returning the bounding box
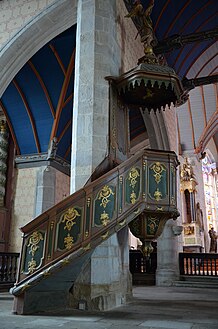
[173,276,218,289]
[0,292,13,300]
[180,275,218,283]
[173,281,218,289]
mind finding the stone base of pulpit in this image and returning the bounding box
[182,223,204,253]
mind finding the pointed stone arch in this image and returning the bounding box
[0,0,77,98]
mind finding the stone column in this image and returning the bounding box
[71,0,121,192]
[71,227,132,310]
[69,0,131,310]
[34,166,56,217]
[156,219,180,286]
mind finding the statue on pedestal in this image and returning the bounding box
[196,202,204,232]
[209,227,217,253]
[180,157,195,182]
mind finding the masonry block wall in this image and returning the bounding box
[9,167,37,252]
[55,171,70,204]
[9,167,70,253]
[116,0,144,73]
[0,0,56,49]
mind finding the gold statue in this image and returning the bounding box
[125,0,155,55]
[180,157,195,182]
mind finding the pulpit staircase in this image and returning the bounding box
[11,148,179,314]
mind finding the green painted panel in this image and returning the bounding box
[129,219,141,237]
[148,162,168,201]
[146,216,160,236]
[125,167,141,205]
[94,185,116,227]
[57,206,82,251]
[22,231,45,274]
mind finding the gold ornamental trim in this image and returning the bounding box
[128,167,140,205]
[143,157,147,170]
[134,208,140,215]
[62,207,80,231]
[154,188,162,201]
[101,231,109,240]
[87,197,91,207]
[148,216,159,235]
[151,162,166,184]
[98,185,114,208]
[64,233,74,250]
[130,191,137,205]
[100,211,110,226]
[43,269,51,277]
[27,231,44,257]
[60,258,70,266]
[85,231,89,238]
[28,258,37,274]
[119,219,126,227]
[128,167,140,189]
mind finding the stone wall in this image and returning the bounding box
[162,105,178,153]
[9,166,70,253]
[9,167,37,252]
[116,0,144,73]
[55,170,70,204]
[0,0,56,49]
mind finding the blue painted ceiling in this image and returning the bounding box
[0,1,217,162]
[0,25,77,163]
[142,0,217,78]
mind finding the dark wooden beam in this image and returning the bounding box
[182,74,218,91]
[154,27,218,54]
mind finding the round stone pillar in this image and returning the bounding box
[156,219,180,286]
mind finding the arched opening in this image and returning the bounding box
[0,0,77,98]
[0,0,77,253]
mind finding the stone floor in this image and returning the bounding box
[0,286,218,329]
